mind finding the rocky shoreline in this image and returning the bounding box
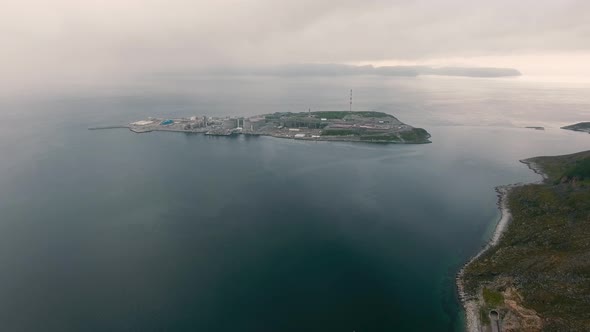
[456,159,546,331]
[520,159,548,181]
[457,185,516,331]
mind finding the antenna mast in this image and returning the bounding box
[349,89,352,112]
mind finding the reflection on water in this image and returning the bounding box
[0,76,588,331]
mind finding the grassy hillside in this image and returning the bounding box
[311,111,391,119]
[463,150,590,331]
[321,127,430,143]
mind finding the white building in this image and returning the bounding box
[131,120,153,126]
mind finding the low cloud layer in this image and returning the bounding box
[2,0,589,87]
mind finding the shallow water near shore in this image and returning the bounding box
[0,76,589,331]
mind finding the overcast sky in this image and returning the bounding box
[2,0,590,86]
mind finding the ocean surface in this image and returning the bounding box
[0,75,588,331]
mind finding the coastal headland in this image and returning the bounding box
[561,122,590,134]
[459,150,590,331]
[89,111,431,144]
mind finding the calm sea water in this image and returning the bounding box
[0,76,588,331]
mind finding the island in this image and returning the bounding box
[458,150,590,331]
[561,122,590,134]
[90,111,432,144]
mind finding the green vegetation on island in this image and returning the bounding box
[310,111,391,119]
[320,127,429,142]
[462,150,590,331]
[265,111,393,120]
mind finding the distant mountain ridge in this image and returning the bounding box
[203,63,522,78]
